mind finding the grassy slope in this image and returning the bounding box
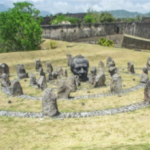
[0,40,150,149]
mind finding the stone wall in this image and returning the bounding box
[124,22,150,39]
[122,34,150,50]
[42,23,127,41]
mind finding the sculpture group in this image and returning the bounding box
[1,54,150,117]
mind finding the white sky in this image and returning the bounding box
[1,0,150,14]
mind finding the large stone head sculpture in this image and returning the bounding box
[70,55,89,81]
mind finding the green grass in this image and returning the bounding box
[0,39,150,149]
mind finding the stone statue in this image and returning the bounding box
[56,66,63,76]
[66,76,77,92]
[35,59,42,72]
[57,79,72,99]
[66,53,72,66]
[140,66,149,83]
[144,80,150,102]
[39,68,45,77]
[63,69,68,77]
[29,74,37,86]
[70,55,89,81]
[110,74,122,93]
[146,57,150,70]
[106,57,113,68]
[16,64,28,79]
[46,62,53,74]
[37,76,47,90]
[0,63,9,78]
[98,61,105,71]
[128,62,135,74]
[42,88,59,117]
[109,67,118,76]
[1,73,11,88]
[88,66,97,85]
[93,71,106,87]
[9,80,23,96]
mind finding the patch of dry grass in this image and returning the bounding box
[0,107,150,150]
[0,39,150,149]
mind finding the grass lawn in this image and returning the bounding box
[0,39,150,149]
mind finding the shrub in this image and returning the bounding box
[50,41,57,49]
[97,38,114,47]
[0,2,43,52]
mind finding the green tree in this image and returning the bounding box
[83,14,96,24]
[0,2,43,52]
[50,15,80,25]
[99,12,116,23]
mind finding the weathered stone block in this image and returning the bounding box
[42,88,59,117]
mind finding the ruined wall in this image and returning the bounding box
[42,23,127,41]
[42,22,150,42]
[124,22,150,39]
[122,35,150,50]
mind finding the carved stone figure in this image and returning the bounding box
[47,73,53,81]
[51,71,58,79]
[146,57,150,70]
[57,79,72,99]
[128,62,135,74]
[66,53,72,66]
[63,69,68,77]
[107,60,115,68]
[46,62,53,74]
[70,55,89,81]
[75,75,80,86]
[98,61,105,70]
[93,72,106,87]
[88,74,95,85]
[39,68,45,77]
[17,64,28,79]
[110,74,122,93]
[35,59,42,72]
[144,80,150,102]
[37,76,47,90]
[90,66,97,75]
[140,66,149,83]
[9,80,23,96]
[29,74,37,86]
[1,73,11,88]
[66,76,77,92]
[106,57,113,68]
[56,66,63,76]
[42,88,59,117]
[109,67,118,76]
[0,63,9,77]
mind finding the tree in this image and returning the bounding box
[50,14,80,25]
[0,2,43,52]
[83,14,96,24]
[99,12,116,23]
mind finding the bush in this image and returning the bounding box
[83,14,96,24]
[0,2,43,52]
[50,15,80,25]
[97,38,114,47]
[50,41,57,49]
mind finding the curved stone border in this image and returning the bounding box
[1,83,146,101]
[0,102,149,118]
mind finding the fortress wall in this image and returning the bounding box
[122,35,150,50]
[41,23,150,42]
[41,23,126,41]
[124,23,150,39]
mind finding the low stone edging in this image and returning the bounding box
[0,101,149,118]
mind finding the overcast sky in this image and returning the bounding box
[1,0,150,14]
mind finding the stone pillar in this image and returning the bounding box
[42,88,59,117]
[110,74,122,93]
